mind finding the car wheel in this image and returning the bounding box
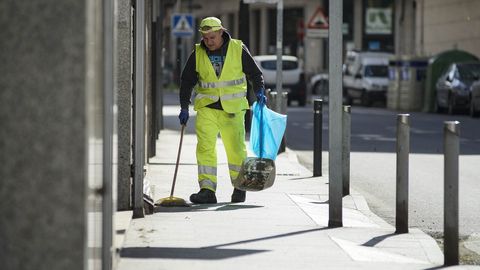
[298,95,306,107]
[343,88,352,105]
[312,82,320,95]
[470,100,479,118]
[447,95,455,115]
[361,90,371,107]
[434,99,443,113]
[312,83,321,98]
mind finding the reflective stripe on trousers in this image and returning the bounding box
[228,163,242,183]
[199,179,217,191]
[195,107,247,191]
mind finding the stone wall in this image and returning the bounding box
[421,0,480,57]
[0,1,96,269]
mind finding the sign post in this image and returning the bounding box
[328,0,343,228]
[242,0,283,115]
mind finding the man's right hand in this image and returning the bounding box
[179,109,189,125]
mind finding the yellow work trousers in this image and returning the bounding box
[195,107,247,192]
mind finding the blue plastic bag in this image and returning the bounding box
[250,102,287,160]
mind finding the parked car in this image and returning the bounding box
[309,73,329,102]
[435,62,480,114]
[469,79,480,117]
[342,51,393,106]
[253,55,307,106]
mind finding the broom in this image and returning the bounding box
[156,124,190,207]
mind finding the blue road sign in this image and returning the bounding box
[172,13,194,37]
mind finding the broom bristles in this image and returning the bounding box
[156,196,189,207]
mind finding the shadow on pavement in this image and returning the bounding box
[207,227,333,249]
[154,203,264,213]
[215,204,264,211]
[120,246,268,260]
[361,232,397,247]
[120,227,333,260]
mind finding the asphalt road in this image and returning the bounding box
[284,102,480,239]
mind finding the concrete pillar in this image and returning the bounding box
[353,0,363,50]
[414,0,425,56]
[232,12,239,39]
[395,0,416,56]
[145,0,154,160]
[249,9,258,54]
[0,0,104,269]
[117,0,133,211]
[260,7,268,55]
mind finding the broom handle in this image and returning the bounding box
[170,124,185,197]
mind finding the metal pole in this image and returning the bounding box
[278,91,287,153]
[342,105,351,196]
[444,121,460,266]
[328,0,343,228]
[395,114,410,234]
[275,0,283,114]
[133,0,146,219]
[102,0,114,267]
[239,0,252,133]
[313,99,323,176]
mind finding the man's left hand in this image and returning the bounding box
[256,88,267,106]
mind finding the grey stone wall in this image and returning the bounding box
[117,0,133,211]
[145,0,154,160]
[421,0,480,57]
[0,1,90,270]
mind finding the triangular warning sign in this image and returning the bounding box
[307,7,329,29]
[174,15,193,32]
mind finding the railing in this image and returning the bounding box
[312,103,461,265]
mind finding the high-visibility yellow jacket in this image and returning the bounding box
[194,39,248,113]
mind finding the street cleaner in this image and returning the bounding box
[178,16,267,204]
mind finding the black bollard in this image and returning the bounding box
[342,105,351,196]
[395,114,410,234]
[444,121,460,266]
[313,99,323,176]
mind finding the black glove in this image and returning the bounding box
[256,88,267,106]
[178,109,189,125]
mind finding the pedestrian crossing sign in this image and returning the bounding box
[172,13,194,37]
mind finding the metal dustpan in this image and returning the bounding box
[233,157,276,191]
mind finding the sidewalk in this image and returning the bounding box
[117,126,461,270]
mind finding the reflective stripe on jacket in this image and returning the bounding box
[194,39,248,113]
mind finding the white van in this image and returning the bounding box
[343,51,393,106]
[253,55,307,106]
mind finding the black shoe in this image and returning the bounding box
[231,188,246,203]
[190,189,217,204]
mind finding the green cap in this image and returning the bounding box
[198,17,224,33]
